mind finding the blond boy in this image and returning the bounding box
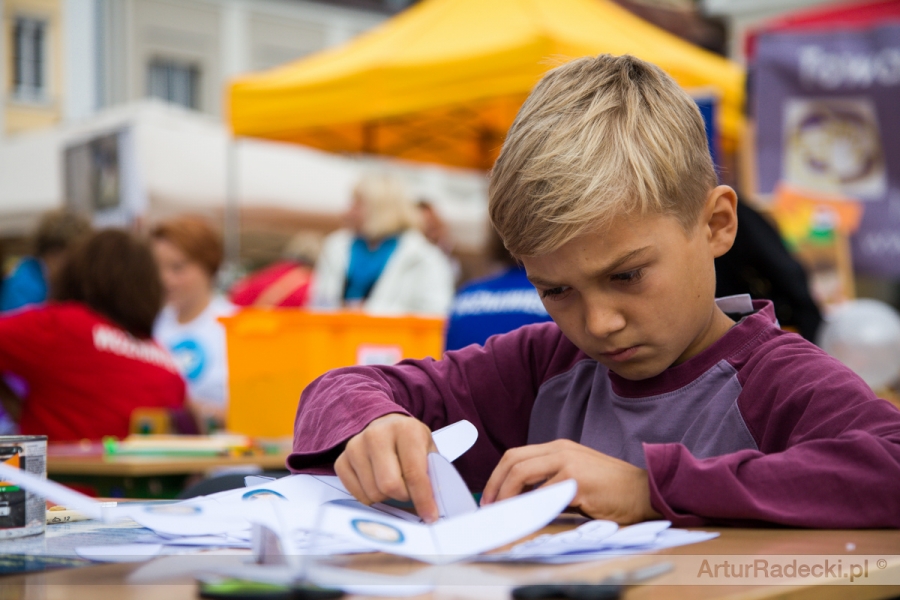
[289,55,900,527]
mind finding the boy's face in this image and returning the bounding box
[520,187,738,381]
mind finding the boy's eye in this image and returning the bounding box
[540,286,570,300]
[611,268,644,284]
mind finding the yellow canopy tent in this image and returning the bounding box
[228,0,744,170]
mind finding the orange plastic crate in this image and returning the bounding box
[221,309,445,437]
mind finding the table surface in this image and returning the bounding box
[46,453,290,476]
[4,523,899,600]
[46,444,290,476]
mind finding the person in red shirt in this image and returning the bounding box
[0,229,186,442]
[229,231,322,309]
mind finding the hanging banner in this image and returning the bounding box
[755,24,900,276]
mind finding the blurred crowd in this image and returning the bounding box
[0,172,553,442]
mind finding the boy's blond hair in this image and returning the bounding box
[489,54,718,257]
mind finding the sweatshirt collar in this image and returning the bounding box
[608,298,776,398]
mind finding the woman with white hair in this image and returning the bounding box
[312,173,454,316]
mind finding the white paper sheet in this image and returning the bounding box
[478,519,719,564]
[310,476,423,525]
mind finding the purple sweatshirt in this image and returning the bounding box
[289,299,900,528]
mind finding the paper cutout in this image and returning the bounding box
[431,419,478,462]
[479,519,720,564]
[244,475,276,487]
[427,453,477,519]
[3,420,716,571]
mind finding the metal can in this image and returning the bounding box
[0,435,47,538]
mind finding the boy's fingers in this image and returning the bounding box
[397,433,439,523]
[493,454,562,503]
[349,447,389,504]
[335,453,374,506]
[335,416,440,521]
[368,442,411,503]
[482,444,558,505]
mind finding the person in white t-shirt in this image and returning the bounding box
[151,216,237,431]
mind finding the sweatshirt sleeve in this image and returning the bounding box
[288,322,579,490]
[645,337,900,528]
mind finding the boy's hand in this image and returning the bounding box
[480,439,661,524]
[334,413,440,523]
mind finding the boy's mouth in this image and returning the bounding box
[600,346,640,362]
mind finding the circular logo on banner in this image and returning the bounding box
[350,519,405,544]
[170,339,205,380]
[241,489,286,501]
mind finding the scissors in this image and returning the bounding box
[511,561,673,600]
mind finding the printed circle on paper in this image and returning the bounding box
[351,519,405,544]
[241,489,286,501]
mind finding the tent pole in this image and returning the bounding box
[224,135,240,285]
[0,0,5,141]
[362,121,375,154]
[478,127,493,171]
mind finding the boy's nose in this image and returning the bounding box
[584,303,626,338]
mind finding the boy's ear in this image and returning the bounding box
[703,185,738,258]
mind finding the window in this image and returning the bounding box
[13,17,47,101]
[147,59,200,110]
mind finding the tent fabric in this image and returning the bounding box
[228,0,744,170]
[745,0,900,60]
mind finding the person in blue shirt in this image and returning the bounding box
[445,229,552,350]
[1,210,91,312]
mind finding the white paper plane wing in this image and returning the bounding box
[431,479,576,558]
[317,479,576,564]
[431,420,478,462]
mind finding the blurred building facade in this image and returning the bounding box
[2,0,64,135]
[1,0,410,137]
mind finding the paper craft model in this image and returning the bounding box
[0,420,577,564]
